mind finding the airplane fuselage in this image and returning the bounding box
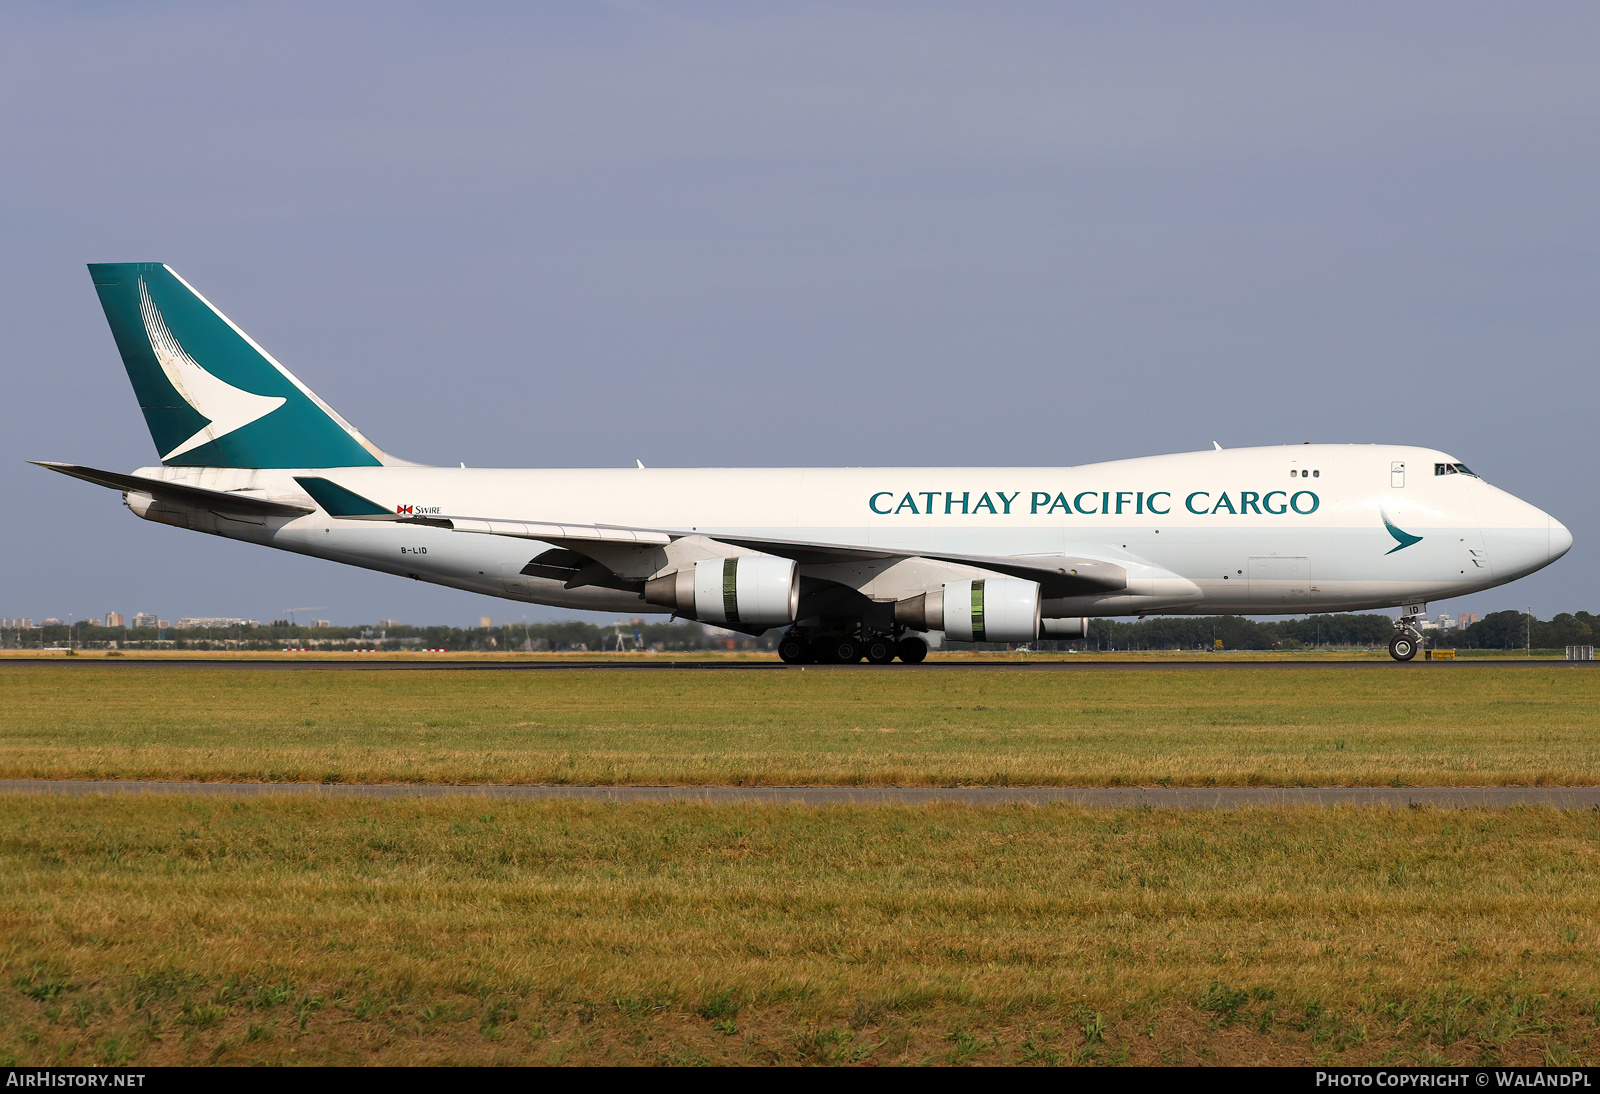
[121,442,1569,621]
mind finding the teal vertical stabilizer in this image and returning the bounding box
[87,263,391,468]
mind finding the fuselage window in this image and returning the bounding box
[1312,470,1319,477]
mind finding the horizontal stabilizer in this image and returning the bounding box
[292,478,673,544]
[294,476,396,519]
[33,462,314,518]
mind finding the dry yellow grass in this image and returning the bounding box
[2,663,1598,786]
[2,796,1598,1066]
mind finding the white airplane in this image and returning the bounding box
[39,263,1572,663]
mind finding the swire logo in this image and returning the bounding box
[868,489,1321,517]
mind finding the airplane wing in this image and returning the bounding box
[294,477,1126,597]
[701,533,1125,597]
[35,462,315,518]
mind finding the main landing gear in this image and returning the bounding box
[1388,615,1425,661]
[778,628,927,665]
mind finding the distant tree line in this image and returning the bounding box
[1078,613,1396,651]
[1451,610,1598,651]
[0,619,770,652]
[954,610,1600,652]
[4,609,1596,653]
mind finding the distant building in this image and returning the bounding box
[157,620,171,630]
[378,619,403,628]
[104,611,124,628]
[131,613,158,628]
[310,619,332,629]
[174,617,261,629]
[1458,613,1480,627]
[1,618,36,629]
[41,618,63,626]
[480,616,493,628]
[1436,614,1456,631]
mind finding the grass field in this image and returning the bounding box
[3,796,1598,1066]
[1,663,1597,787]
[4,662,1599,1067]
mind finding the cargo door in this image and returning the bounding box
[1248,556,1311,609]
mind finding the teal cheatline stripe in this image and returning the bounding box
[1382,512,1424,555]
[294,477,391,518]
[972,579,986,642]
[723,558,741,623]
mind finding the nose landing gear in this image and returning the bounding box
[1388,614,1425,661]
[1388,633,1419,661]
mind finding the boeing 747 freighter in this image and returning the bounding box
[37,264,1572,662]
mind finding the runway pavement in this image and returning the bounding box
[6,780,1599,809]
[1,657,1591,672]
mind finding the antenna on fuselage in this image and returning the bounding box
[1212,441,1223,451]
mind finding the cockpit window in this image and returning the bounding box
[1452,463,1475,476]
[1436,462,1478,477]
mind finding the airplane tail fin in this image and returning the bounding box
[87,263,406,468]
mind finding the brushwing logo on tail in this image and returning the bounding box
[138,277,286,461]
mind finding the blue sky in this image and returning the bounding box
[3,2,1595,626]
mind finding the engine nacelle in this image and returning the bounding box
[895,577,1041,642]
[643,555,798,626]
[1040,616,1089,638]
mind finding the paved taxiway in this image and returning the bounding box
[2,658,1593,672]
[6,780,1599,809]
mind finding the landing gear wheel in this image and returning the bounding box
[1388,634,1419,662]
[897,636,928,664]
[829,637,863,664]
[778,633,808,664]
[865,636,896,664]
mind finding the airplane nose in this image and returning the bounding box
[1549,516,1573,563]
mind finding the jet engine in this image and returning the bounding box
[894,577,1041,642]
[1040,616,1089,638]
[643,555,799,626]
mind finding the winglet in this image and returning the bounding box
[293,476,394,519]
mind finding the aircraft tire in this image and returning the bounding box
[778,633,808,664]
[897,636,928,664]
[1388,634,1419,662]
[829,637,864,664]
[864,636,896,664]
